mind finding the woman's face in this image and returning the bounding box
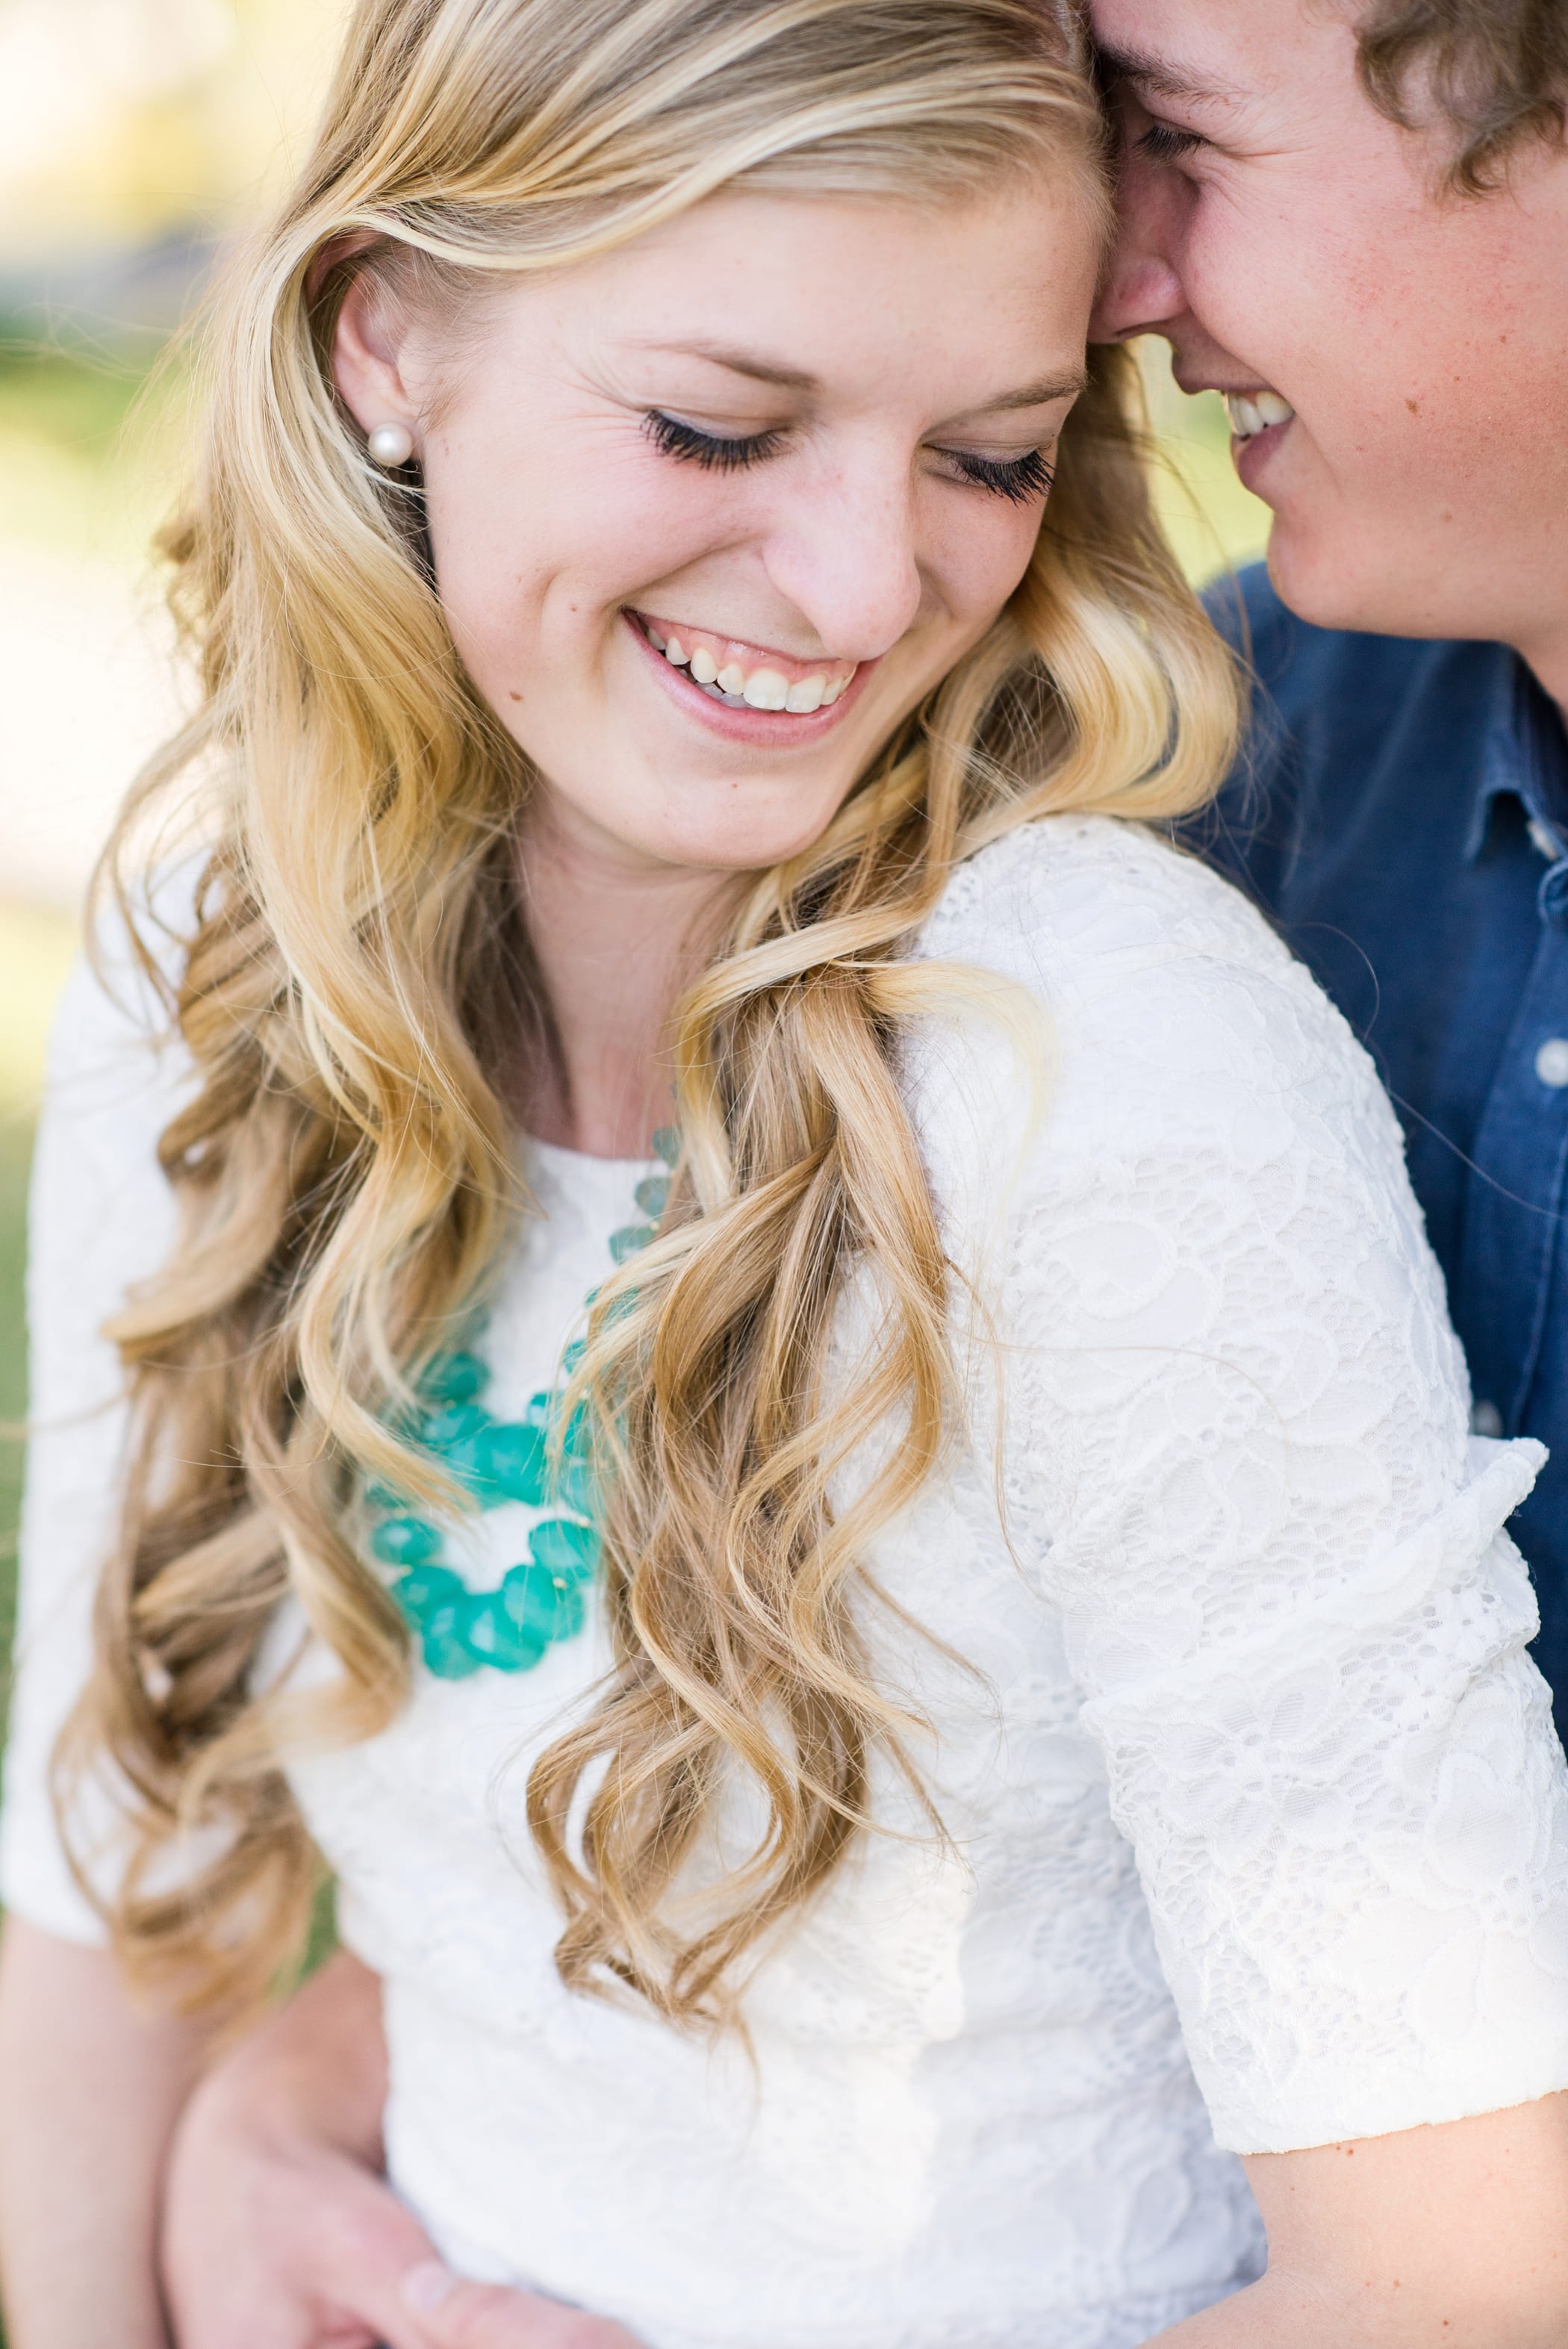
[335,171,1099,874]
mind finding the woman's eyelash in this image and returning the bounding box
[644,410,785,470]
[645,409,1052,505]
[1137,119,1207,164]
[945,447,1055,505]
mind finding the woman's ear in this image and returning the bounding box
[330,259,419,450]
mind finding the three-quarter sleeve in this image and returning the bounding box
[982,841,1568,2152]
[0,926,190,1941]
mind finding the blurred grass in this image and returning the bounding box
[1140,346,1272,588]
[0,332,190,565]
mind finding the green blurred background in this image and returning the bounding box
[0,0,1272,1764]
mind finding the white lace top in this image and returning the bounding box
[6,816,1568,2349]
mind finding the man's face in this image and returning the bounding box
[1089,0,1568,682]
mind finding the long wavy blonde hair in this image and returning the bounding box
[65,0,1240,2022]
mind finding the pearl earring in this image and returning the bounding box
[367,422,415,469]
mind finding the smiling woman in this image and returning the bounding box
[328,175,1106,880]
[3,2,1568,2348]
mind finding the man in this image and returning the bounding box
[1089,0,1568,1737]
[42,8,1568,2345]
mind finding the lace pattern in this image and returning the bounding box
[4,816,1567,2348]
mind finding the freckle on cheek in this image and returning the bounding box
[1405,398,1420,414]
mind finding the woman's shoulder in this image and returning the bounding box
[909,812,1416,1242]
[923,809,1303,999]
[927,811,1400,1119]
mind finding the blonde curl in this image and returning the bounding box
[60,0,1241,2021]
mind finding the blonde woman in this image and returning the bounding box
[1,1,1567,2345]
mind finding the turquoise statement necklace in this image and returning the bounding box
[362,1131,676,1681]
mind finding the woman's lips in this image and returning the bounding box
[623,610,875,743]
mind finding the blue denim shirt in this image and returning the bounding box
[1195,565,1568,1737]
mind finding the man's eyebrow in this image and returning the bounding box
[630,341,1086,411]
[1094,41,1239,107]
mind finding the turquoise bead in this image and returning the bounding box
[417,1350,489,1406]
[364,1475,411,1510]
[609,1222,657,1263]
[652,1125,679,1168]
[473,1419,547,1506]
[422,1614,485,1678]
[530,1515,600,1578]
[401,1575,484,1678]
[633,1174,668,1219]
[500,1558,585,1643]
[463,1592,547,1672]
[420,1401,489,1454]
[370,1514,443,1566]
[441,1428,497,1491]
[556,1398,592,1458]
[561,1338,587,1376]
[393,1561,465,1625]
[544,1450,593,1515]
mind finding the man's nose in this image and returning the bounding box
[1091,247,1187,344]
[1089,161,1189,345]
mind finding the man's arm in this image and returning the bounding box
[164,1949,641,2349]
[0,1914,205,2349]
[1157,2096,1568,2345]
[171,1947,1568,2347]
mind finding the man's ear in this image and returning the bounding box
[326,246,419,448]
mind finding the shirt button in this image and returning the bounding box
[1534,1037,1568,1089]
[1472,1400,1505,1439]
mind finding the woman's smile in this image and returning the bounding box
[623,607,874,744]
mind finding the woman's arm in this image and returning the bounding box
[965,836,1568,2334]
[0,1915,205,2349]
[1158,2097,1568,2345]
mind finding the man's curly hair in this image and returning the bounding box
[1357,0,1568,191]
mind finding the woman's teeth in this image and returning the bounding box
[643,621,855,713]
[1226,391,1295,441]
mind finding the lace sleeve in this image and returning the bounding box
[0,926,190,1941]
[988,887,1568,2153]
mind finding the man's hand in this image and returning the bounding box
[162,1950,641,2349]
[401,2265,644,2349]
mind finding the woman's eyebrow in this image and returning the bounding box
[628,338,818,391]
[976,374,1088,413]
[624,339,1085,413]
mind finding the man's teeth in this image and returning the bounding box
[1225,391,1295,440]
[644,623,853,712]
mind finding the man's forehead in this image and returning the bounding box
[1088,0,1311,102]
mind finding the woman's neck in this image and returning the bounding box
[514,795,743,1158]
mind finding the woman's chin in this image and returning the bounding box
[644,793,844,874]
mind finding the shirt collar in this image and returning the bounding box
[1464,650,1568,864]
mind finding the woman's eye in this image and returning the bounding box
[1137,119,1207,165]
[644,410,785,472]
[938,447,1055,505]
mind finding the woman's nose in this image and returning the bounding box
[760,461,925,664]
